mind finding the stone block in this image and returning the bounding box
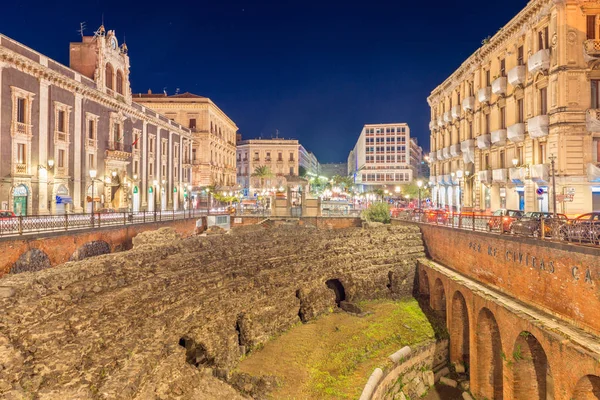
[389,346,411,363]
[462,392,474,400]
[439,376,458,388]
[434,366,450,381]
[339,300,362,314]
[423,370,435,387]
[415,380,427,397]
[394,393,407,400]
[459,380,470,391]
[454,362,465,374]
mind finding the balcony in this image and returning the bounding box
[586,109,600,132]
[437,175,445,185]
[429,152,437,162]
[85,138,97,149]
[491,129,507,146]
[450,174,459,185]
[55,131,67,142]
[492,168,508,183]
[509,167,527,184]
[442,147,451,160]
[461,139,475,164]
[449,143,461,157]
[443,174,452,185]
[478,87,491,103]
[528,49,550,74]
[530,164,549,183]
[507,123,525,143]
[584,40,600,61]
[451,105,461,120]
[508,65,526,87]
[14,163,27,175]
[491,77,507,96]
[437,149,443,160]
[443,111,452,124]
[12,121,32,137]
[476,134,491,149]
[105,140,132,161]
[462,96,475,112]
[429,175,437,186]
[527,115,549,138]
[478,170,492,185]
[587,163,600,183]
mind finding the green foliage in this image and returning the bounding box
[299,166,308,177]
[331,175,354,191]
[362,202,391,224]
[513,344,523,361]
[251,165,274,179]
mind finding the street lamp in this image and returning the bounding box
[48,159,55,168]
[153,179,158,215]
[512,158,519,167]
[549,154,557,217]
[187,184,192,218]
[161,179,166,212]
[417,180,423,210]
[89,169,97,225]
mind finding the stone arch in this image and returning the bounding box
[10,182,32,216]
[178,336,213,367]
[512,331,553,400]
[105,63,114,90]
[476,307,503,400]
[572,375,600,399]
[10,248,51,274]
[418,267,430,299]
[325,278,346,306]
[431,278,446,320]
[69,240,111,261]
[450,290,470,368]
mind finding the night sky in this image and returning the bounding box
[2,0,528,162]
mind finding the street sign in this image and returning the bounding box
[566,187,576,195]
[557,194,574,202]
[536,188,544,195]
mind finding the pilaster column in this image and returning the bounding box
[37,79,50,215]
[142,121,147,208]
[72,92,83,212]
[168,131,173,208]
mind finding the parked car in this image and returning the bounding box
[559,212,600,244]
[0,210,17,232]
[510,212,568,237]
[423,209,448,224]
[487,209,524,233]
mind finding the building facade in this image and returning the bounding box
[236,138,299,195]
[320,162,348,179]
[348,123,415,191]
[428,0,600,214]
[298,144,320,176]
[0,28,193,215]
[134,92,238,190]
[409,138,425,177]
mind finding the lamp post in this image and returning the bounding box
[161,179,166,212]
[153,179,158,216]
[549,154,557,217]
[89,169,97,226]
[417,180,423,210]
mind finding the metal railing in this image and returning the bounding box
[395,210,600,247]
[0,209,206,238]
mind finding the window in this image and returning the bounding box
[88,153,95,169]
[149,162,154,177]
[483,153,490,169]
[540,87,548,115]
[517,98,524,123]
[486,70,491,86]
[254,151,259,161]
[500,58,506,77]
[17,144,26,164]
[538,26,549,50]
[594,138,600,163]
[105,63,114,90]
[57,110,66,132]
[278,152,283,161]
[58,149,65,168]
[162,141,167,156]
[116,70,124,94]
[114,123,121,142]
[289,152,294,161]
[134,160,139,175]
[592,80,600,109]
[289,166,294,175]
[468,122,473,139]
[88,119,95,139]
[517,45,524,66]
[500,106,506,129]
[17,98,26,123]
[149,137,155,152]
[539,142,547,164]
[485,113,491,134]
[266,152,271,161]
[162,165,167,178]
[517,146,523,165]
[189,118,196,129]
[174,145,179,159]
[499,150,505,168]
[587,15,597,40]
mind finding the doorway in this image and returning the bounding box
[12,185,28,216]
[132,186,140,213]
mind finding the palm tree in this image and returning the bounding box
[332,175,354,192]
[252,165,274,190]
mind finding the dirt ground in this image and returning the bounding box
[236,299,436,399]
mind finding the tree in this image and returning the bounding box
[332,175,354,192]
[251,165,274,189]
[298,166,307,178]
[400,182,431,201]
[362,202,391,223]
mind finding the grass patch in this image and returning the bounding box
[235,298,435,399]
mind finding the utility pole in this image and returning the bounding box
[549,154,557,217]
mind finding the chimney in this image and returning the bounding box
[147,89,152,94]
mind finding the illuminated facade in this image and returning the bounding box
[428,0,600,214]
[0,28,193,215]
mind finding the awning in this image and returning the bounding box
[587,163,600,182]
[56,195,73,204]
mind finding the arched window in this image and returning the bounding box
[116,70,124,94]
[105,63,114,90]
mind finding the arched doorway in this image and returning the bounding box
[450,291,470,367]
[572,375,600,399]
[12,185,28,216]
[512,331,553,400]
[325,279,346,306]
[161,187,167,211]
[432,278,446,323]
[148,187,155,212]
[55,185,70,215]
[132,186,140,213]
[476,308,503,400]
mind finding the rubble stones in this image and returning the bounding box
[0,225,424,398]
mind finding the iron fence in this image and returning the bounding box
[0,209,203,237]
[395,210,600,247]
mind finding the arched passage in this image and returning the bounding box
[572,375,600,399]
[476,307,503,400]
[419,268,430,299]
[431,278,446,322]
[512,331,553,400]
[178,336,213,367]
[450,291,470,368]
[325,279,346,306]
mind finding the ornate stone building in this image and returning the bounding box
[134,92,238,191]
[0,27,193,215]
[428,0,600,214]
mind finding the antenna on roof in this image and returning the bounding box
[163,87,167,96]
[77,22,86,38]
[275,129,279,139]
[175,88,180,95]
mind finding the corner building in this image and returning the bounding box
[428,0,600,214]
[0,28,194,215]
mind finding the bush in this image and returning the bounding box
[362,202,391,224]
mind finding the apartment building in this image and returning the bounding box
[298,144,320,176]
[428,0,600,214]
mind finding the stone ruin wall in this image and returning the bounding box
[0,224,425,399]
